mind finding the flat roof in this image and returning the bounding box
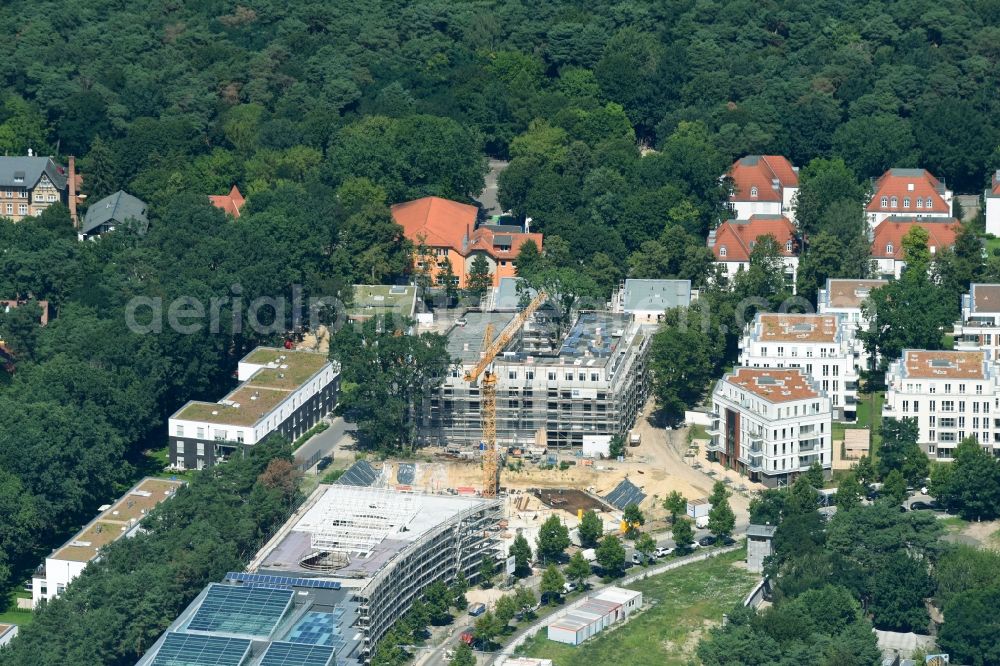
[971,284,1000,314]
[755,313,839,343]
[726,367,820,403]
[622,279,691,312]
[822,279,887,309]
[593,586,641,604]
[0,623,15,635]
[902,350,987,380]
[348,284,416,319]
[52,478,184,563]
[173,348,331,426]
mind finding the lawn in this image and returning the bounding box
[0,591,33,627]
[837,392,884,463]
[517,549,756,666]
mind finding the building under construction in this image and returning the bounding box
[420,310,651,450]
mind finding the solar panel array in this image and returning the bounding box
[259,642,334,666]
[187,585,292,637]
[396,463,415,485]
[335,460,379,487]
[224,572,341,590]
[604,478,646,510]
[151,632,251,666]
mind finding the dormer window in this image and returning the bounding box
[880,196,888,207]
[785,239,793,252]
[720,246,728,258]
[925,197,933,208]
[750,186,758,198]
[886,243,894,255]
[890,196,898,208]
[903,197,910,208]
[916,198,923,208]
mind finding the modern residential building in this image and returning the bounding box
[419,311,650,450]
[725,155,799,223]
[882,349,1000,460]
[168,348,339,470]
[0,154,69,222]
[209,184,245,219]
[249,483,502,659]
[817,278,887,370]
[739,313,859,420]
[708,214,799,290]
[391,196,543,289]
[866,168,953,228]
[870,217,960,279]
[610,279,694,324]
[78,190,148,240]
[985,170,1000,236]
[135,577,363,666]
[32,477,184,607]
[708,367,833,488]
[347,284,417,323]
[954,284,1000,356]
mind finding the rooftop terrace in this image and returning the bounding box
[822,279,887,309]
[902,350,987,380]
[348,284,417,319]
[970,284,1000,314]
[755,313,839,343]
[727,367,820,403]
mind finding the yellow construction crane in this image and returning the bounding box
[464,290,548,497]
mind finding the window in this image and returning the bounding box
[720,246,727,258]
[197,442,205,455]
[508,370,517,380]
[916,198,923,208]
[942,400,955,412]
[175,425,184,437]
[750,186,758,197]
[925,197,933,208]
[785,239,793,252]
[890,196,898,207]
[903,197,911,208]
[526,371,534,380]
[176,441,185,454]
[886,243,894,255]
[547,372,556,381]
[903,400,909,412]
[13,175,23,184]
[880,196,888,207]
[930,400,936,411]
[196,427,205,439]
[945,384,952,394]
[4,204,10,215]
[18,204,27,216]
[236,432,244,443]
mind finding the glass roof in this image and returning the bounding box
[259,642,334,666]
[186,584,293,637]
[150,632,251,666]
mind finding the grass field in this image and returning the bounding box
[0,591,33,627]
[517,549,756,666]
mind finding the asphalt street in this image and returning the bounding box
[294,416,357,471]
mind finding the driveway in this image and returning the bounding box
[474,159,508,215]
[294,417,357,471]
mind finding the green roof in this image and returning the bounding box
[348,284,416,319]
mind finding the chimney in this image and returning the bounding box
[68,156,79,229]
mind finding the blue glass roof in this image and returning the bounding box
[224,572,341,590]
[287,611,340,647]
[150,632,251,666]
[259,642,334,666]
[186,584,293,638]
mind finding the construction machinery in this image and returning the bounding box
[464,290,548,497]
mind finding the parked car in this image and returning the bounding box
[456,317,468,327]
[316,455,333,472]
[910,501,940,511]
[698,535,718,547]
[563,582,577,594]
[719,535,736,546]
[468,602,486,617]
[631,552,642,565]
[654,546,673,558]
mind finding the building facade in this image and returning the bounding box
[882,349,1000,460]
[419,311,650,450]
[168,348,339,470]
[610,279,694,325]
[739,313,859,421]
[816,278,887,371]
[32,477,183,607]
[708,367,832,488]
[870,217,959,279]
[708,214,799,291]
[954,283,1000,356]
[985,170,1000,236]
[866,168,953,229]
[78,190,148,240]
[0,155,69,221]
[725,155,799,223]
[391,196,543,289]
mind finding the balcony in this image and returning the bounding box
[707,417,721,436]
[798,438,821,453]
[746,437,763,454]
[706,436,723,452]
[799,454,821,467]
[748,454,763,472]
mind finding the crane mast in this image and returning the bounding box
[464,291,548,497]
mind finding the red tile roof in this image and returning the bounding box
[871,218,959,259]
[727,155,798,203]
[727,367,819,403]
[710,215,798,262]
[208,185,245,219]
[989,170,1000,197]
[867,169,950,214]
[391,196,542,259]
[0,300,49,326]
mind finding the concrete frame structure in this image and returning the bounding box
[32,477,183,607]
[739,313,859,421]
[708,367,833,488]
[882,349,1000,460]
[419,311,650,450]
[251,484,502,660]
[168,347,339,470]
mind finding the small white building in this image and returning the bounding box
[708,367,833,488]
[593,586,642,616]
[871,217,960,279]
[746,524,777,573]
[32,477,184,607]
[985,170,1000,237]
[882,349,1000,460]
[725,155,799,223]
[610,279,693,324]
[708,215,799,291]
[739,313,859,421]
[954,284,1000,357]
[546,587,642,645]
[866,168,953,229]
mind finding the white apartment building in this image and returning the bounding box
[953,284,1000,357]
[817,278,887,370]
[739,313,859,421]
[985,170,1000,236]
[708,367,832,488]
[883,349,1000,460]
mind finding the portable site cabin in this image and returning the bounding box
[547,610,603,645]
[593,586,643,617]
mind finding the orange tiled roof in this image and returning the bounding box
[208,185,245,219]
[728,367,819,403]
[867,168,950,214]
[988,170,1000,197]
[468,226,543,261]
[391,196,478,253]
[871,218,959,259]
[727,155,798,203]
[711,214,798,262]
[903,350,986,380]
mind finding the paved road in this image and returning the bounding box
[474,159,508,215]
[294,417,357,471]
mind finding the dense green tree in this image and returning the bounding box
[479,555,498,588]
[493,594,517,629]
[622,503,645,537]
[835,472,864,512]
[939,586,1000,666]
[794,158,867,238]
[540,565,566,604]
[708,491,736,538]
[577,510,603,548]
[566,551,592,588]
[635,533,656,563]
[513,586,537,618]
[881,469,908,507]
[879,417,929,485]
[473,610,503,647]
[509,533,533,577]
[448,642,476,666]
[596,534,627,576]
[466,255,493,300]
[536,515,570,564]
[932,438,1000,520]
[671,518,695,554]
[663,491,687,525]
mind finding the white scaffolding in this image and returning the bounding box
[297,486,419,556]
